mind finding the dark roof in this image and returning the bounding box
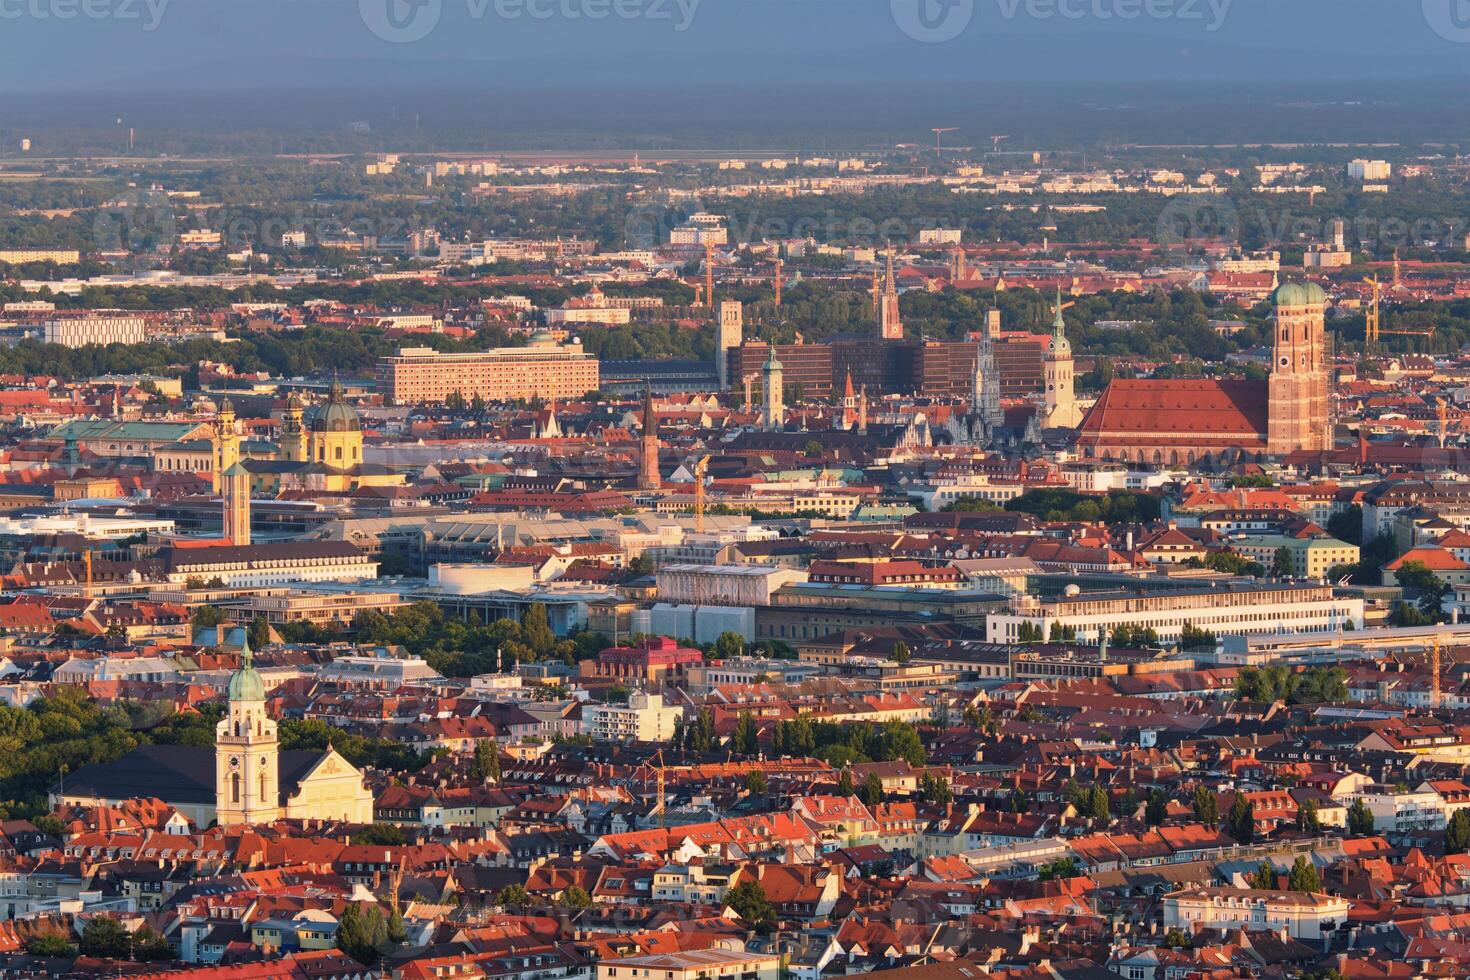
[59,744,328,806]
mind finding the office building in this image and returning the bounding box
[377,334,599,405]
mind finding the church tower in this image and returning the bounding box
[213,399,240,495]
[716,301,743,390]
[878,247,903,341]
[1042,288,1081,428]
[215,638,280,826]
[974,309,1004,432]
[763,348,785,429]
[1267,282,1331,456]
[841,369,858,430]
[280,394,308,463]
[638,386,661,490]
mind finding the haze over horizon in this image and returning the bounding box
[0,0,1468,93]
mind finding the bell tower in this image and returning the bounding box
[1267,282,1331,456]
[215,638,280,826]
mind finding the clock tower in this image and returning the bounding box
[215,638,280,826]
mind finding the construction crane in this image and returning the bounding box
[990,135,1010,154]
[773,258,783,307]
[648,748,668,829]
[1433,635,1445,711]
[693,454,711,533]
[1366,272,1435,345]
[1439,396,1451,449]
[1363,275,1381,351]
[703,242,715,308]
[931,127,957,155]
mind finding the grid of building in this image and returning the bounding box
[377,338,600,405]
[43,315,148,348]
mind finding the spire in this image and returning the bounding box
[884,245,897,295]
[1052,286,1066,335]
[240,631,253,671]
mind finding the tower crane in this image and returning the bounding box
[931,127,957,155]
[693,454,711,533]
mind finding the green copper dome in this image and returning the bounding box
[1272,281,1327,308]
[228,639,265,702]
[307,378,361,433]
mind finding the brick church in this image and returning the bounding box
[1075,282,1332,466]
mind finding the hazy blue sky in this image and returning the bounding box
[2,0,1470,90]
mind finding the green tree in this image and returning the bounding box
[745,770,768,793]
[1145,789,1169,826]
[1270,547,1293,577]
[711,631,745,660]
[1448,810,1470,855]
[919,773,953,806]
[725,879,774,924]
[350,824,407,846]
[1038,857,1080,880]
[1162,928,1190,950]
[940,496,1001,513]
[860,772,885,806]
[1288,855,1321,892]
[1227,795,1255,844]
[560,885,592,908]
[1296,798,1322,834]
[337,903,390,965]
[891,641,911,665]
[521,603,556,658]
[247,616,271,650]
[837,768,855,797]
[25,933,77,957]
[734,711,759,756]
[471,739,501,783]
[495,883,531,908]
[1193,786,1218,826]
[191,605,227,629]
[1347,799,1375,836]
[1248,860,1277,889]
[1087,786,1111,823]
[79,916,130,959]
[1395,560,1452,617]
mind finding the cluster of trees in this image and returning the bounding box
[337,902,407,965]
[1233,665,1350,705]
[24,916,172,961]
[1181,551,1266,577]
[276,601,608,678]
[1004,488,1162,525]
[1247,855,1321,892]
[679,710,928,770]
[1063,779,1112,823]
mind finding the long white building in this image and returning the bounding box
[986,580,1363,645]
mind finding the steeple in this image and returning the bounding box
[216,632,280,826]
[1052,286,1066,335]
[638,385,660,490]
[878,245,903,341]
[762,347,785,430]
